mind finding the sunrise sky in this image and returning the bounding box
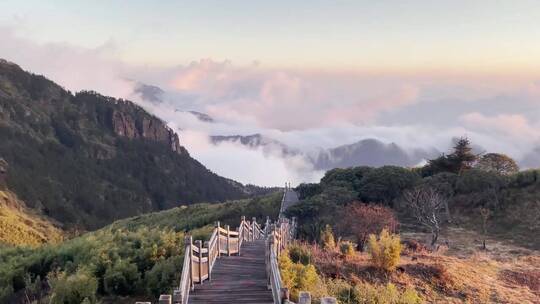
[3,0,540,72]
[1,1,539,185]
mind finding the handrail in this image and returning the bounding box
[175,215,266,303]
[266,216,296,304]
[266,187,298,304]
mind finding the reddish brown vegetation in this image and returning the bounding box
[404,263,455,293]
[500,269,540,295]
[341,202,398,251]
[402,239,430,256]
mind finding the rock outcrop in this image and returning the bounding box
[111,109,186,154]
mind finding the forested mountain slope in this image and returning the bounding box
[0,59,253,230]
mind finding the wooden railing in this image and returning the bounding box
[142,185,336,304]
[266,217,296,304]
[174,216,266,304]
[266,186,337,304]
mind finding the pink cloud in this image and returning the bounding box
[459,112,538,139]
[166,59,421,131]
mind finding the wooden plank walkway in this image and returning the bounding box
[280,188,299,216]
[189,239,273,304]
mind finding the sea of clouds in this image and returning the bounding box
[2,26,539,186]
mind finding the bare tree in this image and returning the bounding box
[479,207,490,250]
[403,186,446,248]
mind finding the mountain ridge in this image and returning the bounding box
[0,59,256,230]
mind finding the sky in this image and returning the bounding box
[1,1,540,186]
[3,1,540,71]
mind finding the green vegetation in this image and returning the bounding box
[280,243,422,304]
[279,246,326,302]
[367,229,402,272]
[320,225,336,250]
[287,137,540,249]
[327,280,422,304]
[339,241,355,257]
[0,192,281,303]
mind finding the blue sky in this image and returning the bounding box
[3,0,540,71]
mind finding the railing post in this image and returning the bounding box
[241,216,246,240]
[196,240,203,285]
[265,216,270,236]
[237,226,241,255]
[320,297,337,304]
[173,288,181,304]
[226,225,231,256]
[186,235,194,290]
[298,292,312,304]
[280,288,290,303]
[216,221,221,258]
[267,234,274,289]
[159,295,172,304]
[204,240,211,281]
[252,217,257,241]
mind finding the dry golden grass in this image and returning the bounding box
[304,231,540,304]
[0,190,63,246]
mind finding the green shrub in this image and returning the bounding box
[103,260,140,296]
[144,256,182,298]
[339,241,355,257]
[326,279,357,303]
[367,229,402,272]
[327,280,422,304]
[288,243,312,265]
[320,225,336,250]
[48,269,98,304]
[279,250,326,302]
[0,285,14,303]
[354,283,422,304]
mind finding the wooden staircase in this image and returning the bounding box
[142,185,335,304]
[189,239,273,304]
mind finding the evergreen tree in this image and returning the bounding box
[448,137,477,175]
[423,137,477,176]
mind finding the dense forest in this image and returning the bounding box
[0,59,270,230]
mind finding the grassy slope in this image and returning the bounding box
[0,190,63,246]
[0,192,282,303]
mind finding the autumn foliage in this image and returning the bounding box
[342,202,398,251]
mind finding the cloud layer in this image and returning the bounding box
[1,26,539,186]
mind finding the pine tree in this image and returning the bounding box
[448,137,477,175]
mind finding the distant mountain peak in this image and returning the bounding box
[210,134,299,156]
[133,82,165,104]
[185,110,214,122]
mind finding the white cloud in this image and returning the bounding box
[3,25,540,185]
[0,26,135,99]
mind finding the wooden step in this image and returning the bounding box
[189,240,274,304]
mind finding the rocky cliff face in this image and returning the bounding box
[111,109,185,154]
